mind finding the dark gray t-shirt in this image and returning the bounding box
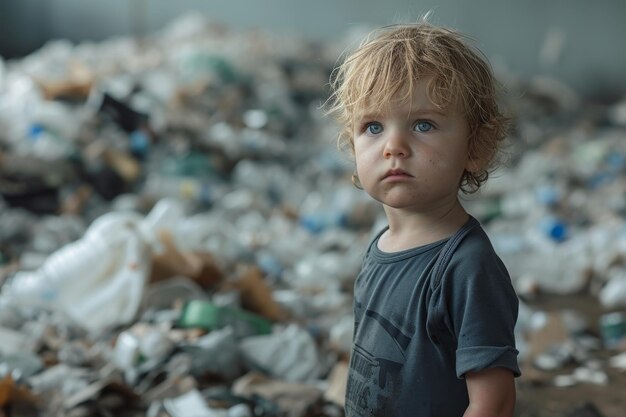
[345,216,520,417]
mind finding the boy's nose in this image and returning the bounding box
[383,130,410,158]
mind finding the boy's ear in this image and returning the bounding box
[465,130,493,174]
[465,151,488,173]
[465,157,482,174]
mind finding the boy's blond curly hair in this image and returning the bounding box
[326,21,509,193]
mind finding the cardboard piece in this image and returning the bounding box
[150,231,223,289]
[227,265,286,322]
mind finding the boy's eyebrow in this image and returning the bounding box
[357,108,448,120]
[356,113,377,121]
[412,108,448,117]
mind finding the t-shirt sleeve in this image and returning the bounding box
[438,233,521,379]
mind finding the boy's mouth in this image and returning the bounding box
[383,169,413,179]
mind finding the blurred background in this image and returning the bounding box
[2,0,626,99]
[0,1,625,417]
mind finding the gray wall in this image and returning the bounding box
[0,1,49,59]
[1,0,625,99]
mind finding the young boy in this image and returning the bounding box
[326,21,521,417]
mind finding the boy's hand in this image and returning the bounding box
[464,367,516,417]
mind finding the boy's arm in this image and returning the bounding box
[463,367,516,417]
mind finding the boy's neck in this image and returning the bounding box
[378,201,469,253]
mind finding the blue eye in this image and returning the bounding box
[415,121,433,132]
[366,122,383,135]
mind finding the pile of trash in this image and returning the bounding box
[0,14,375,417]
[0,13,625,417]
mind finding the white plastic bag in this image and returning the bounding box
[2,199,186,334]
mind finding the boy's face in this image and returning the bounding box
[352,79,473,214]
